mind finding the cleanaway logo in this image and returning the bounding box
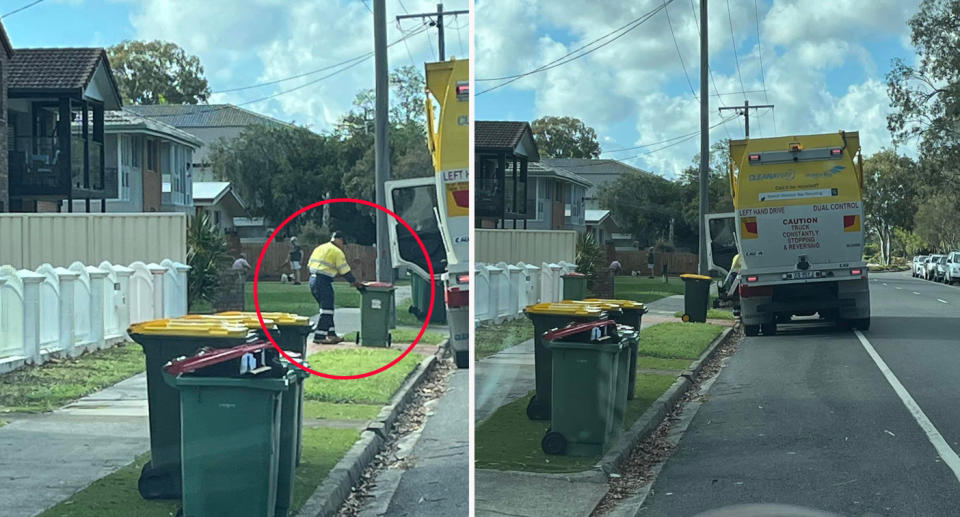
[749,170,795,181]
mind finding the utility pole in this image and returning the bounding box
[374,0,391,282]
[698,0,709,276]
[719,99,775,138]
[396,2,468,61]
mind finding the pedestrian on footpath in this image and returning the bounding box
[283,237,303,285]
[308,231,364,345]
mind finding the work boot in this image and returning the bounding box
[322,335,344,345]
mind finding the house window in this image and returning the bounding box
[131,136,142,167]
[526,178,543,222]
[214,210,221,226]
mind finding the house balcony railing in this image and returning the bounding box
[9,136,105,199]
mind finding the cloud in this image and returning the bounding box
[130,0,464,131]
[476,0,921,177]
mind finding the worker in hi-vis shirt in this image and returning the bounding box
[308,231,364,344]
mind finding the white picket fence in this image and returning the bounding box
[0,259,189,373]
[474,260,578,324]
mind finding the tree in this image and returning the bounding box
[600,170,684,248]
[186,213,229,308]
[863,150,920,265]
[108,40,211,105]
[531,116,602,158]
[914,189,960,251]
[886,0,960,169]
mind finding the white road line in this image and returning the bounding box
[896,287,903,290]
[938,299,949,304]
[855,330,960,485]
[883,283,888,286]
[913,292,921,295]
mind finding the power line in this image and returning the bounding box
[664,0,698,101]
[475,0,675,96]
[753,0,776,135]
[361,0,373,14]
[726,0,747,104]
[2,0,45,18]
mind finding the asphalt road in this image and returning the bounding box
[639,271,960,516]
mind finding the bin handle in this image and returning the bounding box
[165,341,271,375]
[542,319,616,342]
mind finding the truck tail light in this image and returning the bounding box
[831,148,843,155]
[457,274,469,284]
[749,153,761,161]
[745,275,758,283]
[851,268,862,275]
[740,284,773,298]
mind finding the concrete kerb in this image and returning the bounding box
[295,338,448,517]
[597,326,735,475]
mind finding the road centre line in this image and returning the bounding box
[896,287,902,290]
[855,330,960,485]
[938,299,949,304]
[913,292,921,295]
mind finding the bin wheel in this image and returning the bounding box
[541,431,567,455]
[387,333,392,348]
[138,461,178,500]
[681,313,691,322]
[455,350,469,369]
[761,323,777,336]
[355,331,360,345]
[744,324,760,337]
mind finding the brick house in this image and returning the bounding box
[0,22,15,212]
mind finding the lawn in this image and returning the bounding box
[303,348,423,404]
[343,328,446,346]
[475,318,534,360]
[0,344,145,413]
[303,400,382,421]
[36,427,360,517]
[639,322,724,359]
[674,309,736,320]
[475,373,677,473]
[247,281,361,315]
[612,275,687,304]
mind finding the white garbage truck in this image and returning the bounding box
[707,131,870,336]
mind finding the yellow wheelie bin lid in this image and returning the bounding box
[129,318,251,338]
[680,273,712,281]
[217,311,311,327]
[524,302,606,317]
[180,314,278,332]
[583,298,646,311]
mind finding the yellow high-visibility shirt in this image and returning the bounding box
[308,242,351,277]
[731,254,743,272]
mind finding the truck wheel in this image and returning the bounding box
[853,318,870,331]
[761,323,777,336]
[541,431,567,455]
[455,350,469,369]
[744,324,760,336]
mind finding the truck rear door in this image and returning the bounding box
[706,212,738,276]
[384,177,448,280]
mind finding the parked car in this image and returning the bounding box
[914,255,928,277]
[935,255,949,282]
[945,252,960,285]
[925,254,942,280]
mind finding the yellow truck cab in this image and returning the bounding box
[708,131,870,336]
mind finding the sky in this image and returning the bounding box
[475,0,923,179]
[2,0,469,131]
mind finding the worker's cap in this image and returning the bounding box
[330,231,346,242]
[290,236,297,243]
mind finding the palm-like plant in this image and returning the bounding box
[186,213,230,308]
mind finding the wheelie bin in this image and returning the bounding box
[680,273,713,323]
[523,302,608,420]
[584,299,648,399]
[128,319,255,499]
[541,320,630,457]
[190,311,312,465]
[358,282,395,347]
[409,274,447,324]
[164,341,305,517]
[561,272,589,300]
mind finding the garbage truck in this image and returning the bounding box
[707,131,870,336]
[385,58,469,367]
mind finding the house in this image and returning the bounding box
[74,108,202,214]
[125,104,291,181]
[475,120,539,229]
[541,158,651,210]
[586,208,635,251]
[526,161,591,232]
[0,23,13,212]
[7,48,123,212]
[193,181,246,233]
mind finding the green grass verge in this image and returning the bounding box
[0,344,145,413]
[476,373,676,473]
[673,309,736,321]
[613,276,686,303]
[634,356,696,371]
[343,328,446,346]
[475,318,534,360]
[35,427,359,517]
[245,282,360,316]
[303,400,382,421]
[303,349,422,405]
[640,322,724,360]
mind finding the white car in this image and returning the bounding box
[925,255,942,280]
[913,255,928,277]
[945,252,960,285]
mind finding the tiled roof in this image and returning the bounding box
[476,121,531,150]
[527,161,592,188]
[9,48,108,90]
[103,109,203,148]
[126,104,291,128]
[542,158,651,176]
